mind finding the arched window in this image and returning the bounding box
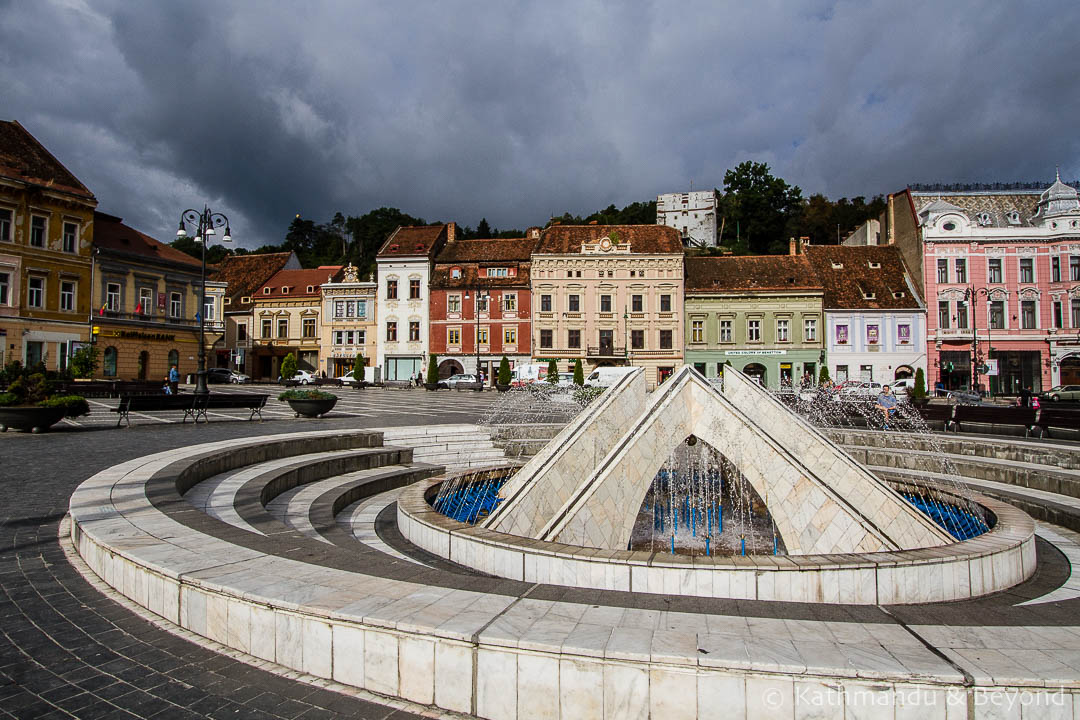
[103,347,118,377]
[168,349,179,369]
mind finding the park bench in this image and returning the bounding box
[951,405,1037,436]
[909,403,955,431]
[112,393,268,427]
[1032,407,1080,440]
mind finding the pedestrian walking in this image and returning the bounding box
[168,364,180,395]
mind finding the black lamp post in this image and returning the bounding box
[176,207,231,395]
[965,285,993,398]
[465,289,488,389]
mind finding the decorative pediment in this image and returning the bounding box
[986,287,1009,301]
[1069,285,1080,299]
[938,288,967,301]
[1018,287,1041,300]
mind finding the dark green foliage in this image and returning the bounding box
[498,356,511,385]
[717,161,804,255]
[278,389,336,401]
[0,392,17,406]
[39,395,90,418]
[547,358,559,384]
[573,359,584,386]
[574,386,605,404]
[545,200,657,228]
[0,360,23,385]
[427,356,439,385]
[280,353,298,380]
[4,373,53,405]
[819,365,831,384]
[353,354,366,379]
[799,193,887,246]
[913,368,927,401]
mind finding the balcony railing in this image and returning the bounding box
[587,345,626,358]
[96,310,223,332]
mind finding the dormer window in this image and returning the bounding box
[868,262,880,269]
[306,285,315,293]
[263,287,271,294]
[942,221,957,232]
[223,297,232,305]
[281,287,290,295]
[831,262,843,270]
[863,291,876,300]
[977,212,992,226]
[1007,211,1020,225]
[389,243,399,251]
[450,267,462,279]
[893,291,906,299]
[241,296,252,303]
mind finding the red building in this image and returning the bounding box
[429,229,540,383]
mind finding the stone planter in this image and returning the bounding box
[0,406,67,433]
[285,397,338,418]
[496,383,511,393]
[425,383,440,391]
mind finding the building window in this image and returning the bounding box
[631,329,644,350]
[138,288,152,316]
[691,320,704,343]
[568,329,581,348]
[447,294,461,313]
[989,301,1004,330]
[30,216,46,247]
[1052,257,1061,283]
[450,267,461,279]
[988,258,1002,284]
[866,324,879,344]
[568,294,580,312]
[60,281,75,311]
[302,318,315,338]
[804,318,817,342]
[503,293,516,311]
[836,324,849,344]
[860,365,873,382]
[1019,257,1034,284]
[897,324,910,344]
[277,318,288,338]
[659,329,672,349]
[719,320,732,343]
[955,258,966,284]
[170,292,181,318]
[0,208,11,242]
[600,294,611,312]
[1021,300,1036,329]
[541,294,551,312]
[504,327,516,344]
[448,328,461,346]
[386,322,397,341]
[540,329,553,348]
[631,294,643,312]
[747,319,761,342]
[936,259,948,284]
[1073,299,1080,328]
[386,279,398,299]
[409,278,420,299]
[1072,256,1080,282]
[660,294,671,312]
[956,301,968,330]
[62,222,78,253]
[1053,301,1064,329]
[0,272,8,305]
[938,302,950,329]
[27,276,44,308]
[261,319,272,337]
[487,267,508,277]
[238,323,247,341]
[103,347,117,377]
[776,319,789,342]
[202,295,215,322]
[409,321,420,341]
[478,328,488,345]
[106,282,120,312]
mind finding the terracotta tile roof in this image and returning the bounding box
[209,252,298,308]
[804,245,923,310]
[93,212,203,270]
[535,224,684,254]
[434,236,538,263]
[431,263,532,290]
[0,121,95,201]
[685,255,821,292]
[255,266,343,300]
[377,224,448,258]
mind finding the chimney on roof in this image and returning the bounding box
[446,222,456,243]
[528,227,540,239]
[789,237,796,256]
[589,220,598,225]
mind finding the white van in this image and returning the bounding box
[584,366,638,388]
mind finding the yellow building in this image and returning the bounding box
[320,263,377,379]
[91,212,214,381]
[0,121,97,370]
[251,266,342,381]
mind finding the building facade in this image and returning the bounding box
[902,175,1080,394]
[429,231,538,382]
[91,211,213,381]
[209,251,299,377]
[531,225,684,388]
[684,255,824,387]
[656,190,718,247]
[320,263,377,379]
[250,266,341,380]
[375,224,451,381]
[805,245,927,385]
[0,121,97,370]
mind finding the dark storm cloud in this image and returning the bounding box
[2,1,1078,249]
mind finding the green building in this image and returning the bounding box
[684,255,824,387]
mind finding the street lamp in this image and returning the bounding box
[176,206,231,395]
[465,289,488,389]
[965,285,993,398]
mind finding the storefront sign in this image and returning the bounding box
[724,350,787,356]
[110,330,176,341]
[985,359,998,376]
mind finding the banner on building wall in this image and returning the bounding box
[986,359,998,376]
[836,325,848,344]
[898,324,911,343]
[158,292,166,309]
[866,325,879,344]
[724,350,787,356]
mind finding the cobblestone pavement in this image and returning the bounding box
[0,390,492,719]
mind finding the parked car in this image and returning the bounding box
[206,368,251,384]
[835,381,883,399]
[292,370,316,385]
[439,373,478,389]
[890,378,915,397]
[584,366,638,388]
[336,371,359,386]
[555,373,577,387]
[1040,385,1080,402]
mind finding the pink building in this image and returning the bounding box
[903,175,1080,395]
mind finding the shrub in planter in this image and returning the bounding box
[426,355,439,389]
[573,358,584,386]
[280,353,298,381]
[496,356,512,391]
[547,358,559,384]
[912,368,928,404]
[278,389,338,418]
[0,373,89,432]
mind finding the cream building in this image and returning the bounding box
[320,263,377,380]
[531,224,684,388]
[250,265,341,380]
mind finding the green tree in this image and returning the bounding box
[353,353,366,382]
[818,365,831,384]
[718,161,804,254]
[170,235,235,265]
[280,353,298,380]
[69,345,99,379]
[498,356,511,386]
[427,355,439,385]
[475,218,493,239]
[345,207,426,277]
[547,358,559,384]
[573,358,584,386]
[913,368,927,402]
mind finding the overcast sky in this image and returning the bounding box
[3,0,1078,249]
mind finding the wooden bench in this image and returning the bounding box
[951,405,1038,436]
[1033,407,1080,440]
[112,393,268,427]
[910,403,955,431]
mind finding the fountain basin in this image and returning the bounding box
[398,468,1035,605]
